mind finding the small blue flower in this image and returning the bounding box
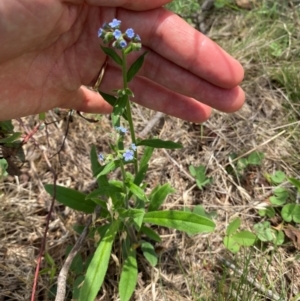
[98,153,105,162]
[125,28,135,39]
[109,18,121,28]
[98,28,104,38]
[116,126,128,134]
[130,143,137,151]
[113,29,122,39]
[119,39,127,49]
[123,149,134,161]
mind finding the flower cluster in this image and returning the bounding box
[98,126,137,163]
[98,18,141,51]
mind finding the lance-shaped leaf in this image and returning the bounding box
[140,225,161,242]
[127,181,148,202]
[143,210,215,234]
[101,46,123,65]
[0,132,22,143]
[119,247,138,301]
[141,241,158,267]
[137,139,182,149]
[97,160,120,178]
[127,51,148,82]
[148,183,175,211]
[139,146,154,169]
[79,220,119,301]
[44,184,96,213]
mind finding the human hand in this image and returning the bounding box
[0,0,244,122]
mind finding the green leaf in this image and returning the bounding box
[247,152,264,165]
[113,95,127,116]
[144,210,215,234]
[226,218,241,236]
[101,46,123,65]
[141,241,158,267]
[0,132,22,143]
[119,208,145,229]
[140,146,154,169]
[0,158,8,177]
[193,205,208,217]
[274,230,285,245]
[72,275,85,300]
[270,171,286,184]
[79,220,119,301]
[148,183,175,211]
[44,184,96,213]
[134,164,148,187]
[119,247,138,301]
[86,185,122,199]
[270,187,289,205]
[90,146,109,187]
[140,225,161,242]
[231,231,256,246]
[254,222,273,241]
[90,145,101,176]
[258,207,275,218]
[70,253,84,274]
[39,112,46,121]
[97,160,120,178]
[189,165,212,189]
[99,92,117,106]
[289,177,300,193]
[214,0,226,8]
[281,204,300,223]
[0,120,14,132]
[127,51,148,82]
[128,181,147,202]
[223,236,240,253]
[137,139,183,149]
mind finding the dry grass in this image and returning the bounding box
[1,1,300,300]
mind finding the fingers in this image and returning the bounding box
[64,86,113,114]
[117,8,244,89]
[96,66,214,123]
[82,0,172,10]
[121,48,245,113]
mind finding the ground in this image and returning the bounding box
[1,1,300,300]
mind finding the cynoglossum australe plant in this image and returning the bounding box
[45,19,216,301]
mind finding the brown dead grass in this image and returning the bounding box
[1,1,300,300]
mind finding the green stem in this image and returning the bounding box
[119,160,128,207]
[122,50,138,175]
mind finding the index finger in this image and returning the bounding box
[118,8,244,89]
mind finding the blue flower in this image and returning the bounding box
[123,149,134,161]
[98,28,104,38]
[98,153,105,162]
[130,143,137,151]
[125,28,135,39]
[115,126,128,134]
[119,39,127,49]
[113,29,122,39]
[109,18,121,28]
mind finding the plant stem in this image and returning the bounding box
[119,160,128,207]
[122,50,138,175]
